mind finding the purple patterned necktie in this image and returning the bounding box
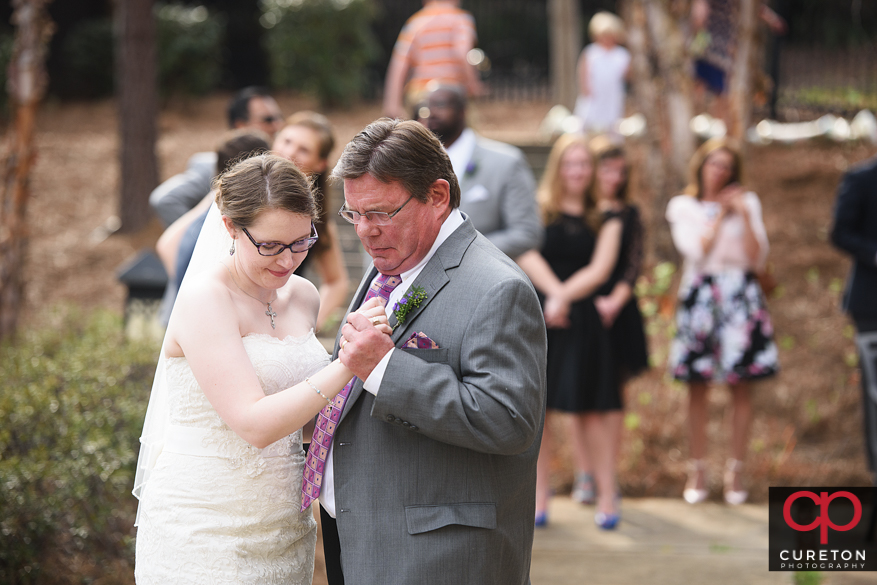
[301,272,402,511]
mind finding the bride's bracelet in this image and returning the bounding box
[305,377,333,408]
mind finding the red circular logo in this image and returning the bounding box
[783,491,862,544]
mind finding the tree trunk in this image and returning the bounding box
[727,0,758,142]
[547,0,582,110]
[116,0,159,233]
[624,0,694,263]
[0,0,54,340]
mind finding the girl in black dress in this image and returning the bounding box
[518,134,642,529]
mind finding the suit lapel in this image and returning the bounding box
[389,219,476,343]
[340,221,477,421]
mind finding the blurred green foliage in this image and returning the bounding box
[54,4,225,100]
[0,309,158,583]
[261,0,380,108]
[156,3,225,97]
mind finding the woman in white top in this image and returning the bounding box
[665,138,778,506]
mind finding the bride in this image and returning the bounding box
[133,154,389,584]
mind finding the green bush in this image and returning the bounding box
[261,0,380,108]
[0,309,158,583]
[156,3,226,97]
[54,5,224,101]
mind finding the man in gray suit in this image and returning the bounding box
[148,87,283,227]
[417,84,542,259]
[310,119,547,585]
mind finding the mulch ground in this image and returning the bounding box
[12,92,877,583]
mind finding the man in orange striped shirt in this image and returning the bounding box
[383,0,484,119]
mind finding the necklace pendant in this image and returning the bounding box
[266,303,277,329]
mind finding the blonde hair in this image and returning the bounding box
[684,137,744,199]
[589,11,625,42]
[537,133,595,225]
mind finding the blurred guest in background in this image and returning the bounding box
[418,84,541,259]
[666,138,778,506]
[518,134,642,530]
[149,86,283,227]
[574,12,630,136]
[831,154,877,483]
[383,0,484,119]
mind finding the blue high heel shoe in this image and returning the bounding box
[534,511,548,528]
[594,494,621,530]
[594,511,620,530]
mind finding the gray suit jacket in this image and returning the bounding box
[331,218,547,585]
[458,135,542,258]
[148,151,216,227]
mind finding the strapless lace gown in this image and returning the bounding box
[135,332,330,585]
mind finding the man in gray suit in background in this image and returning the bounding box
[308,118,547,585]
[417,84,542,259]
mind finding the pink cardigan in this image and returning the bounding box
[666,192,769,289]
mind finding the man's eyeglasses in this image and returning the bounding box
[338,195,415,226]
[241,225,318,256]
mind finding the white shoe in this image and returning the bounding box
[683,459,708,504]
[723,458,748,505]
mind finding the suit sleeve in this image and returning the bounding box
[484,154,543,259]
[831,169,877,267]
[149,153,216,227]
[371,277,547,456]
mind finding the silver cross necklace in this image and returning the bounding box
[223,262,278,329]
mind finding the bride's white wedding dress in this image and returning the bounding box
[135,331,329,585]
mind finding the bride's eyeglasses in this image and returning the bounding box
[241,225,319,256]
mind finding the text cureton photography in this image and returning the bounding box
[769,487,877,571]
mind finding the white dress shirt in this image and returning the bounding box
[321,208,465,517]
[445,127,477,183]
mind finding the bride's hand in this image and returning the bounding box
[353,297,393,336]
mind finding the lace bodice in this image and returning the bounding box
[135,331,328,585]
[163,331,330,476]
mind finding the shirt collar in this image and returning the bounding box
[445,128,477,181]
[399,209,465,283]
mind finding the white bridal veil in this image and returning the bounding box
[132,201,231,525]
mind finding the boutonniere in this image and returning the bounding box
[392,286,427,329]
[464,160,477,177]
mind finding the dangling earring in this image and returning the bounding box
[229,239,236,256]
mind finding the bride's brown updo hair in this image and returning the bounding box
[214,153,320,228]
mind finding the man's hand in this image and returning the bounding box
[339,298,394,380]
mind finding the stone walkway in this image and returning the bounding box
[530,497,877,585]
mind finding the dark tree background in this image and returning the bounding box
[116,0,158,232]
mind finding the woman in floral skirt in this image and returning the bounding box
[666,138,778,506]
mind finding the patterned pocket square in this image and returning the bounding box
[403,332,439,349]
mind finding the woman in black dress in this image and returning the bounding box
[518,134,639,529]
